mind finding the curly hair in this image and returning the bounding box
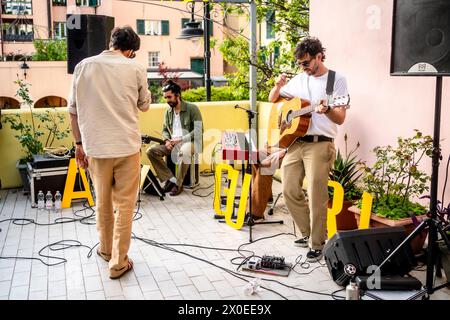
[294,37,326,61]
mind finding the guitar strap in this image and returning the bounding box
[326,70,336,105]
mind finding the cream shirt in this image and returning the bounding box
[68,50,150,158]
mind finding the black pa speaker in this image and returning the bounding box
[66,14,115,74]
[323,227,417,286]
[391,0,450,76]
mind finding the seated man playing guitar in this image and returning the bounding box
[268,37,349,262]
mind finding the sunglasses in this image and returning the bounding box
[297,56,315,68]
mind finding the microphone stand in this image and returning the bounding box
[234,105,283,243]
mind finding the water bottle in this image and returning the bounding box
[45,191,53,211]
[54,191,62,213]
[345,280,360,300]
[37,190,45,210]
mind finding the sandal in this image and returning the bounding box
[97,249,111,262]
[109,259,133,280]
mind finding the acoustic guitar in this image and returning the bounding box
[267,96,350,149]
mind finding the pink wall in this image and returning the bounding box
[311,0,450,201]
[0,61,71,106]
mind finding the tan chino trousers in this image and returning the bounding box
[281,141,335,250]
[88,152,140,277]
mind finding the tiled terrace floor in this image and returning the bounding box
[0,176,449,300]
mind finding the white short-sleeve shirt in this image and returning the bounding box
[280,71,348,138]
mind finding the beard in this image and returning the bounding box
[168,101,177,108]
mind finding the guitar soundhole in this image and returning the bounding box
[286,110,293,124]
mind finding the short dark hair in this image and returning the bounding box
[110,26,140,51]
[162,80,181,95]
[294,37,326,61]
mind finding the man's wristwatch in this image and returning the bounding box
[324,106,331,114]
[75,141,82,146]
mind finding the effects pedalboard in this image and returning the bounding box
[246,255,287,270]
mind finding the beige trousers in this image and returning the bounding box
[146,142,194,187]
[281,141,335,250]
[88,152,140,277]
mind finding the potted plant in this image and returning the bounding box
[329,134,363,230]
[350,130,433,253]
[2,78,71,190]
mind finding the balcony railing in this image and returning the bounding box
[2,33,34,42]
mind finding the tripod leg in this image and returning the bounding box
[377,219,428,272]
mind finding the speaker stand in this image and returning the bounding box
[376,76,450,297]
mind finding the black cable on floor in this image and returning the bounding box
[0,240,96,267]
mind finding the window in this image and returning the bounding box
[137,20,169,36]
[266,10,275,39]
[76,0,88,6]
[2,22,33,41]
[148,52,160,68]
[53,22,66,39]
[52,0,66,6]
[4,0,33,15]
[76,0,98,6]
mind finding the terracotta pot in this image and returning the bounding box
[349,205,428,255]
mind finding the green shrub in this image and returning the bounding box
[32,39,67,61]
[175,86,249,103]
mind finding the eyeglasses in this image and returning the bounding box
[297,56,315,68]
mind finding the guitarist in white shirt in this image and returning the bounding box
[268,37,349,261]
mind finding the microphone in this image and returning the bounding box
[234,104,258,115]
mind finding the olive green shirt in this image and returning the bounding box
[162,101,203,152]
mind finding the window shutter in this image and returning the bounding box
[136,20,145,35]
[274,46,280,61]
[161,20,169,36]
[181,18,189,28]
[88,0,98,7]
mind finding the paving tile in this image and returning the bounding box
[157,280,180,298]
[190,276,214,292]
[9,285,29,300]
[86,290,106,300]
[48,280,66,298]
[178,285,202,300]
[136,275,159,292]
[170,271,192,287]
[122,285,145,300]
[143,290,164,300]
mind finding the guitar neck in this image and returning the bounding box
[292,104,315,118]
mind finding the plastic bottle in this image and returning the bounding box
[345,280,360,300]
[37,190,45,210]
[54,191,62,213]
[45,191,53,211]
